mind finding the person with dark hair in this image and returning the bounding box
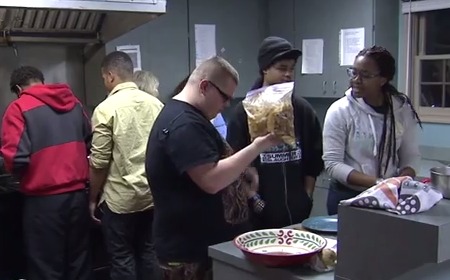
[9,66,45,96]
[89,51,163,280]
[226,36,324,229]
[1,66,92,280]
[323,46,422,215]
[145,56,279,280]
[170,75,189,98]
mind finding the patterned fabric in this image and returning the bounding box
[220,140,251,225]
[340,176,442,215]
[249,193,265,213]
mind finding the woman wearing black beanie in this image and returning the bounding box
[227,36,324,229]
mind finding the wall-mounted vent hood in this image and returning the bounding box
[0,0,166,44]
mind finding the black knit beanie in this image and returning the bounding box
[257,36,302,71]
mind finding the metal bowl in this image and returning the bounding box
[430,166,450,199]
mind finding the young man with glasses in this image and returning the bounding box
[145,56,280,280]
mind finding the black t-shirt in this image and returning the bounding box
[368,102,389,114]
[145,100,233,263]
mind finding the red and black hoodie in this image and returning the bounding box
[1,84,91,196]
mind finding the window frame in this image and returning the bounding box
[406,6,450,123]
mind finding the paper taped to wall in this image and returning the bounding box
[301,39,324,74]
[339,27,365,66]
[116,45,142,71]
[194,24,217,67]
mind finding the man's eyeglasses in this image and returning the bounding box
[347,67,379,80]
[209,81,232,102]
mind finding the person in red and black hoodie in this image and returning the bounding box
[0,66,92,280]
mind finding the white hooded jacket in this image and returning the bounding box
[323,89,421,191]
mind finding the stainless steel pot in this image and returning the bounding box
[430,166,450,199]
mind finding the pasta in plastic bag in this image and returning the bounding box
[243,82,296,146]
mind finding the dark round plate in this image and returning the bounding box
[302,215,338,233]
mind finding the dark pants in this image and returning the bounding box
[101,203,161,280]
[23,189,92,280]
[327,180,362,215]
[160,262,212,280]
[0,192,25,280]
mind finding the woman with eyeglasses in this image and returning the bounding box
[323,46,422,215]
[227,36,324,229]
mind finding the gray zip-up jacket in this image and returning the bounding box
[323,89,421,192]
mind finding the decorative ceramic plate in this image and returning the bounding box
[302,215,338,233]
[234,229,327,267]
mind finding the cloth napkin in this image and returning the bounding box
[340,176,443,215]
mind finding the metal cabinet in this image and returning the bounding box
[188,0,268,98]
[295,0,338,98]
[323,0,374,98]
[270,0,399,98]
